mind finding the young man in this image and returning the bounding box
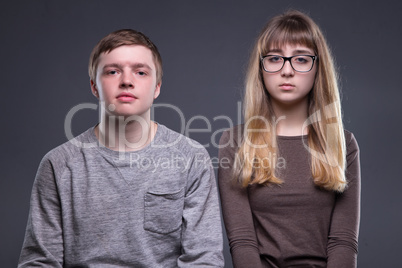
[18,29,224,267]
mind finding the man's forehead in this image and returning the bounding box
[98,45,155,66]
[103,44,152,56]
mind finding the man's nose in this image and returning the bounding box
[120,72,134,88]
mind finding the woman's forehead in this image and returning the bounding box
[264,41,314,54]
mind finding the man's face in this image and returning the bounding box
[91,45,161,119]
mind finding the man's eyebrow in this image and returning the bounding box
[131,63,152,70]
[102,63,152,70]
[102,63,122,69]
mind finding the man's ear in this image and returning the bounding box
[90,80,99,99]
[153,81,161,99]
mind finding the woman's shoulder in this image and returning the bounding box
[219,124,244,148]
[344,129,358,146]
[344,129,360,159]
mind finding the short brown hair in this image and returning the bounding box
[88,29,163,84]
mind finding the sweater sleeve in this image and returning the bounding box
[218,129,263,268]
[178,148,224,267]
[18,154,64,267]
[327,132,361,268]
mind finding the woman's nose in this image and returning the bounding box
[280,60,295,76]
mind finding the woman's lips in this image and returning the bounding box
[279,83,295,90]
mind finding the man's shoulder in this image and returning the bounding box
[155,124,209,158]
[42,128,94,166]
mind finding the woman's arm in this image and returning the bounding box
[218,128,262,268]
[327,132,361,268]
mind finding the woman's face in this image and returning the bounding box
[262,43,317,107]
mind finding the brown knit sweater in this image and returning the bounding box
[218,125,360,268]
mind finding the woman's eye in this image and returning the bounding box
[294,56,309,64]
[268,56,282,63]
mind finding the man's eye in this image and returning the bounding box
[107,70,118,75]
[137,71,147,76]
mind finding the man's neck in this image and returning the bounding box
[95,115,157,152]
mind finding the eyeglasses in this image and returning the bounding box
[260,55,317,73]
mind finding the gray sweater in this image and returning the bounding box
[19,124,224,267]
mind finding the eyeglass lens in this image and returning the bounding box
[263,55,314,72]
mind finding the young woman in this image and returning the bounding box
[218,10,360,268]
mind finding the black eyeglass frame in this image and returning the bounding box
[260,55,318,73]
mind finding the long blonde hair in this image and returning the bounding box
[235,10,347,192]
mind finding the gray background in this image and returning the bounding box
[1,0,401,267]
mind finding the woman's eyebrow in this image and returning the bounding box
[267,49,313,55]
[293,49,313,54]
[267,48,283,54]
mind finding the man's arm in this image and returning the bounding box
[178,149,224,267]
[18,154,64,267]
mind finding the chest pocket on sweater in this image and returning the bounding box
[144,188,185,234]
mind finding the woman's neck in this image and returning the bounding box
[271,99,309,136]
